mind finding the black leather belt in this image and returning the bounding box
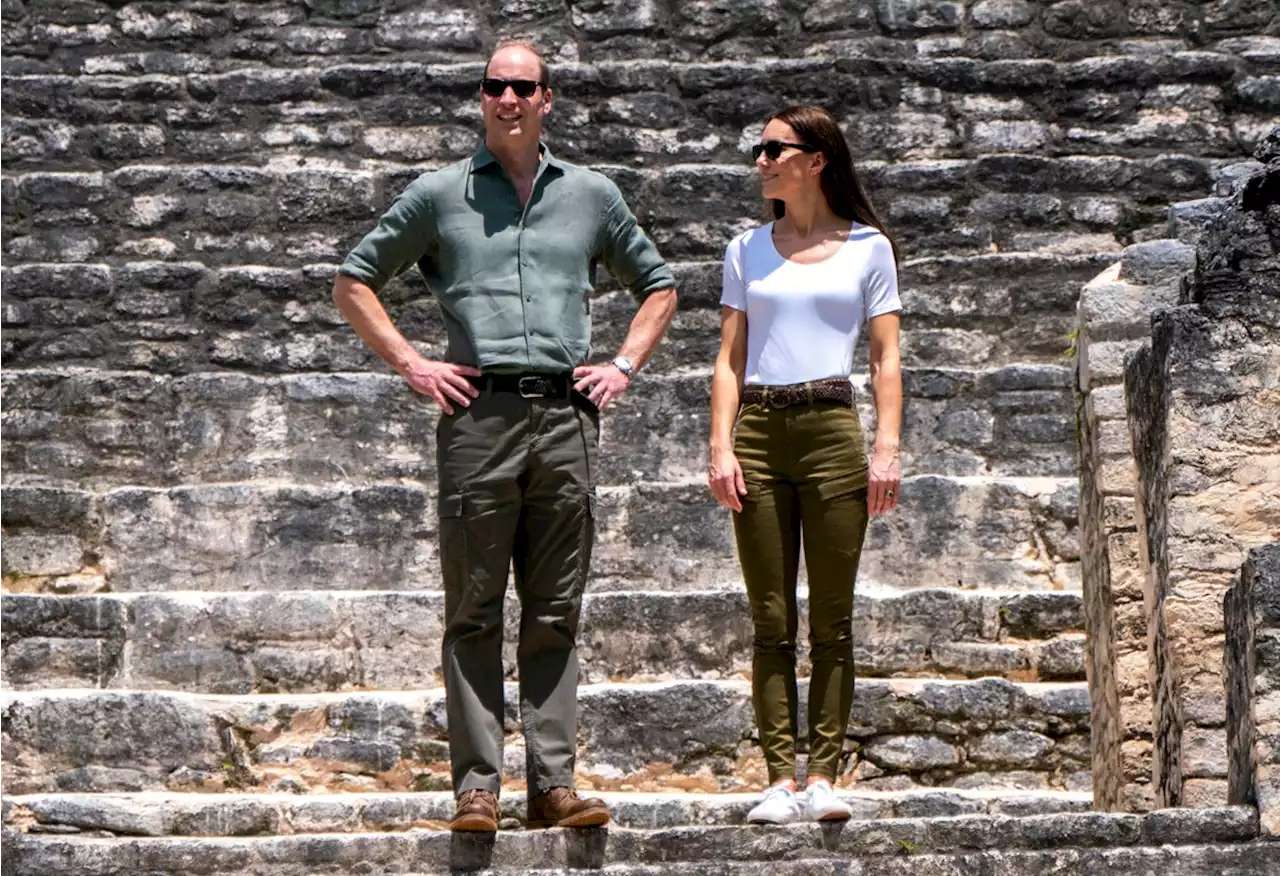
[468,373,574,399]
[741,379,853,409]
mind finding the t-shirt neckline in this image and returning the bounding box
[766,221,861,267]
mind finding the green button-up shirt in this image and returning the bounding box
[340,143,675,373]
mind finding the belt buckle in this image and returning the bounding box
[518,376,552,398]
[770,388,790,410]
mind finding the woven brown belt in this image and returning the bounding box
[741,379,853,409]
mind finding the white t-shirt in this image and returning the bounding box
[720,222,901,386]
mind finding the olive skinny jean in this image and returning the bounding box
[732,398,870,783]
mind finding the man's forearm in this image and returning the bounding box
[332,273,420,374]
[616,287,677,371]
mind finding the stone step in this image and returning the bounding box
[0,587,1085,694]
[3,252,1111,374]
[0,363,1076,488]
[0,679,1091,796]
[600,252,1117,372]
[0,154,1228,266]
[1,806,1264,876]
[2,789,1093,834]
[1,474,1079,592]
[0,53,1266,170]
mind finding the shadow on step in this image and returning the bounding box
[449,831,494,872]
[447,827,608,872]
[565,828,609,869]
[818,820,846,851]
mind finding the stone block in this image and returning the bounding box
[971,0,1034,28]
[275,170,376,223]
[970,120,1050,153]
[23,795,174,838]
[1183,728,1231,778]
[1,534,87,576]
[101,484,437,592]
[2,692,224,794]
[969,731,1056,769]
[187,70,321,104]
[1090,385,1128,421]
[2,263,112,299]
[803,0,877,31]
[875,0,964,32]
[571,0,663,35]
[1,594,126,687]
[1080,279,1180,338]
[1118,239,1198,286]
[1081,339,1145,390]
[1044,0,1129,38]
[864,735,963,770]
[86,123,166,161]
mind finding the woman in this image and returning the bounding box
[708,105,902,824]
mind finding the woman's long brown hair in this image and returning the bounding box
[767,105,900,263]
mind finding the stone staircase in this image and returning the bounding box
[4,1,1279,872]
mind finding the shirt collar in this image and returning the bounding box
[471,141,565,175]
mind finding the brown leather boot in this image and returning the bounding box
[450,789,499,832]
[526,787,610,829]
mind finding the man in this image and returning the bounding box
[332,41,677,832]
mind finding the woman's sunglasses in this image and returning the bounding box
[481,77,546,99]
[751,140,818,161]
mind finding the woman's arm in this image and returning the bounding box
[709,306,749,511]
[867,312,902,515]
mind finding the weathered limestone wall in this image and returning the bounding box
[1077,130,1280,811]
[1226,543,1280,837]
[1126,131,1280,809]
[1076,238,1194,811]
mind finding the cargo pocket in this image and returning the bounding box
[576,488,598,592]
[437,492,469,596]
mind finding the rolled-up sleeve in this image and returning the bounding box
[598,187,675,302]
[339,176,433,294]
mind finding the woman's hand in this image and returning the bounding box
[709,445,748,512]
[868,446,900,516]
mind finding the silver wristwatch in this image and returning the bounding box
[611,355,634,377]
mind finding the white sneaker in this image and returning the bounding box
[746,784,804,825]
[804,780,852,822]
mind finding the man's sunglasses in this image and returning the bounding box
[481,77,546,98]
[751,140,818,161]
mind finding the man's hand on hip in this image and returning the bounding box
[402,357,481,415]
[573,363,630,410]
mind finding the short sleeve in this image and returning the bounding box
[598,185,675,302]
[338,175,434,294]
[863,234,902,318]
[720,234,747,312]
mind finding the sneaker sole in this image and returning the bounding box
[816,811,852,822]
[747,815,799,825]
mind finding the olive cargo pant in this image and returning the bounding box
[733,399,871,783]
[437,389,598,797]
